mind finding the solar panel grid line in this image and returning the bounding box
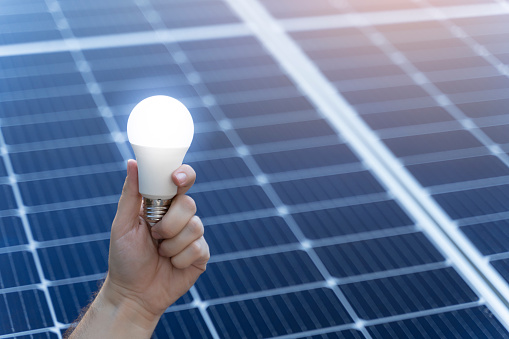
[273,324,360,339]
[0,283,44,296]
[428,176,509,195]
[399,147,492,167]
[132,2,374,337]
[332,261,450,285]
[20,195,119,216]
[457,209,509,228]
[361,299,483,327]
[207,242,303,265]
[0,110,101,129]
[44,273,107,289]
[0,23,251,58]
[373,120,465,139]
[227,0,509,331]
[279,3,507,33]
[0,328,56,339]
[490,252,509,262]
[186,287,220,339]
[12,163,126,184]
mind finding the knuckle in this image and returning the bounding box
[171,257,186,269]
[188,216,204,238]
[180,195,197,214]
[203,248,211,262]
[190,240,202,256]
[159,224,178,239]
[165,227,179,239]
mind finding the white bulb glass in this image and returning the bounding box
[127,95,194,200]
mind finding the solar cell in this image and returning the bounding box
[0,251,39,288]
[0,217,27,248]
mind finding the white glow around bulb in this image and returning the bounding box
[127,95,194,199]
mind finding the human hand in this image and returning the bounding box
[103,159,209,328]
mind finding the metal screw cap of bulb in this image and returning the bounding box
[144,197,172,226]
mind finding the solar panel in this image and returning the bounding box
[1,0,509,338]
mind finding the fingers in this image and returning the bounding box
[172,164,196,195]
[170,236,210,270]
[113,160,142,233]
[157,214,209,271]
[158,216,203,257]
[153,163,209,270]
[151,194,196,239]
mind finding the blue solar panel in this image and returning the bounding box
[1,0,509,338]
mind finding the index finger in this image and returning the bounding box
[172,164,196,195]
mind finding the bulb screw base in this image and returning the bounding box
[143,198,172,226]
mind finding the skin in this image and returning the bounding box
[69,160,210,338]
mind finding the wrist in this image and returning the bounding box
[69,276,162,338]
[98,277,162,334]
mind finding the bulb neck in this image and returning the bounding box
[143,197,173,226]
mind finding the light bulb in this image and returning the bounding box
[127,95,194,225]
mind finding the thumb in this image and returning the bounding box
[113,159,142,233]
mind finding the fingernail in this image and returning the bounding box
[176,172,187,185]
[152,231,162,239]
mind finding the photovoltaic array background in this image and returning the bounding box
[1,0,509,338]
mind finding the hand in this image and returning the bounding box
[105,160,209,326]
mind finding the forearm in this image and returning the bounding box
[68,277,161,338]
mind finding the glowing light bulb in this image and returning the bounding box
[127,95,194,225]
